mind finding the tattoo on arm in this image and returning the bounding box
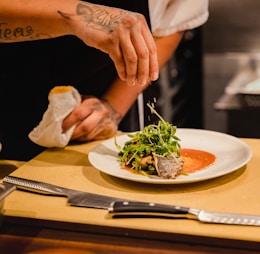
[58,3,129,34]
[0,22,51,43]
[77,3,128,33]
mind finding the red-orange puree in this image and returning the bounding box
[180,148,216,174]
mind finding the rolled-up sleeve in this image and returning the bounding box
[149,0,209,37]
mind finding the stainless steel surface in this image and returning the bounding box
[0,182,16,202]
[197,210,260,226]
[3,176,125,209]
[0,182,16,227]
[109,201,260,226]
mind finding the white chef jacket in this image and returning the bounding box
[149,0,209,37]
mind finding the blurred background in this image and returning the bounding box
[151,0,260,138]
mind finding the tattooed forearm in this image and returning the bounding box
[58,3,129,34]
[77,3,128,33]
[0,22,51,43]
[0,22,33,41]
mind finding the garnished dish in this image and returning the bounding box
[88,116,252,184]
[115,104,216,179]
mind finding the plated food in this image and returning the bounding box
[88,128,252,184]
[115,104,215,179]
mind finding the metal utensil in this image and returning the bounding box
[0,182,16,227]
[4,176,260,226]
[109,201,260,226]
[3,175,124,209]
[0,182,16,202]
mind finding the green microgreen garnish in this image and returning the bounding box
[115,103,181,175]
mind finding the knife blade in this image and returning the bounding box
[3,176,125,209]
[4,176,260,226]
[108,201,260,226]
[0,182,16,202]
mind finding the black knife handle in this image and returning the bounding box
[109,201,190,218]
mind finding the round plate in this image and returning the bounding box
[88,129,252,184]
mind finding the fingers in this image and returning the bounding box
[117,27,139,86]
[128,22,151,86]
[73,116,117,141]
[74,3,158,86]
[62,106,91,133]
[71,111,117,141]
[108,41,128,83]
[140,20,159,82]
[62,98,118,141]
[62,98,96,133]
[108,13,158,86]
[69,103,107,140]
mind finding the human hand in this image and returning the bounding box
[59,2,158,86]
[62,97,122,141]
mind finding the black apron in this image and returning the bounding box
[0,0,151,160]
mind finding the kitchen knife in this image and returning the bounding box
[3,175,125,209]
[109,201,260,226]
[0,182,16,201]
[4,176,260,226]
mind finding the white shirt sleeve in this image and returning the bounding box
[149,0,209,37]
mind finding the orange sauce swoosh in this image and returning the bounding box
[180,148,216,174]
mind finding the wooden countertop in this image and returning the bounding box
[1,136,260,252]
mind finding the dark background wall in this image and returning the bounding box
[151,0,260,138]
[203,0,260,53]
[152,28,203,129]
[202,0,260,136]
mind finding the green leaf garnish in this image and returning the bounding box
[115,103,181,174]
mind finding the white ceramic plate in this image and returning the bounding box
[88,129,252,184]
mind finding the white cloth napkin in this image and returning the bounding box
[29,86,81,148]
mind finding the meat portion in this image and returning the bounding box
[154,153,184,179]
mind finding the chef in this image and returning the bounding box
[0,0,208,160]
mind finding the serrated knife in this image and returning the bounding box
[109,201,260,226]
[3,176,260,226]
[3,175,124,209]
